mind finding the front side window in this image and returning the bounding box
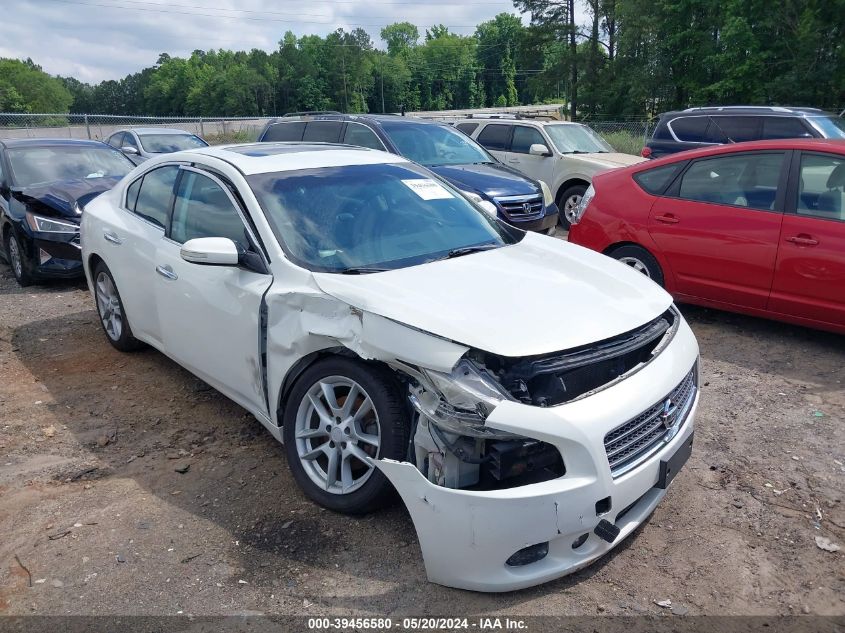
[170,171,249,245]
[107,132,124,148]
[511,126,547,154]
[678,152,785,210]
[381,122,494,167]
[475,124,512,151]
[247,162,520,273]
[7,145,134,188]
[762,117,813,140]
[133,165,179,228]
[797,153,845,221]
[122,133,139,150]
[262,122,305,142]
[342,123,384,150]
[544,124,612,153]
[455,122,479,136]
[138,134,206,153]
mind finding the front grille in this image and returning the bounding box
[604,364,697,477]
[495,194,543,219]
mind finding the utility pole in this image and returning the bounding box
[342,54,348,112]
[380,60,385,113]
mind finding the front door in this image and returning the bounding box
[648,151,787,309]
[506,125,555,183]
[154,166,273,415]
[769,151,845,328]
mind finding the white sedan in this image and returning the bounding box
[80,142,700,592]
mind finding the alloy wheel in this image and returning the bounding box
[8,236,23,279]
[618,256,651,277]
[564,194,582,224]
[95,271,123,341]
[294,376,381,495]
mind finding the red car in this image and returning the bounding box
[568,138,845,334]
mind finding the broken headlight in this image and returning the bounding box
[410,358,515,438]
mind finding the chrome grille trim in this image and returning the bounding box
[494,194,544,219]
[604,364,697,478]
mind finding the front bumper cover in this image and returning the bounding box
[377,317,699,592]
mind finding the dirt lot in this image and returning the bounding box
[0,259,843,618]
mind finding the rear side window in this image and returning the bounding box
[342,123,384,150]
[669,117,710,143]
[762,117,813,139]
[476,124,511,151]
[303,121,343,143]
[511,126,546,154]
[133,165,179,228]
[633,163,681,194]
[455,122,478,135]
[261,122,305,142]
[708,117,761,143]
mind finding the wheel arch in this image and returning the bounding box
[555,177,590,205]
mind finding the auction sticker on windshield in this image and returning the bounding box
[401,179,454,200]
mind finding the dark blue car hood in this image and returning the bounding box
[429,162,541,199]
[12,176,122,219]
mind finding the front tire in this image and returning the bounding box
[607,244,665,287]
[5,230,33,287]
[283,357,409,514]
[93,261,144,351]
[558,184,587,230]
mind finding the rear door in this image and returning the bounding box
[648,151,788,308]
[769,151,845,327]
[475,123,512,163]
[505,125,555,183]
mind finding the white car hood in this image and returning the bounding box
[569,152,645,169]
[313,233,672,358]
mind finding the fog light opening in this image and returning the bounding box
[595,496,612,516]
[571,533,589,550]
[506,541,549,567]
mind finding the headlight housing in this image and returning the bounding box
[460,190,498,217]
[25,212,80,234]
[539,180,554,207]
[410,358,515,438]
[570,183,595,225]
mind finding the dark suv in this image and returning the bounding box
[257,113,560,234]
[643,106,845,158]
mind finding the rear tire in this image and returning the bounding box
[93,261,144,351]
[5,230,33,287]
[283,356,409,515]
[558,184,587,230]
[607,244,665,287]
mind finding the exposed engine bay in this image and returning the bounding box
[399,308,679,490]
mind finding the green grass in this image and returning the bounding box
[598,130,645,156]
[204,128,258,145]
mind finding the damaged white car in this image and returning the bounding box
[80,143,700,592]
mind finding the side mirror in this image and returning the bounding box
[529,143,552,157]
[180,237,240,266]
[121,146,139,155]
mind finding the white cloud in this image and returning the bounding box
[5,0,529,82]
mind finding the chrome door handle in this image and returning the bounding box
[103,230,123,245]
[155,265,178,280]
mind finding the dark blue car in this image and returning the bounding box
[257,114,560,234]
[0,138,135,286]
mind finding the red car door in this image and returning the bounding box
[648,151,788,309]
[769,151,845,328]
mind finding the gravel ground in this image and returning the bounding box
[0,258,843,618]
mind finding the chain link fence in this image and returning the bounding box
[0,111,653,154]
[0,113,272,144]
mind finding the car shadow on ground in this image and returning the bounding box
[8,301,642,612]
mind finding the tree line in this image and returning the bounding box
[1,0,843,121]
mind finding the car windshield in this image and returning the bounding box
[545,124,613,153]
[380,121,494,167]
[138,133,208,153]
[247,162,519,273]
[7,145,134,188]
[808,116,845,139]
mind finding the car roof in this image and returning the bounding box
[270,114,447,128]
[118,127,198,135]
[0,138,109,149]
[181,142,408,175]
[459,117,574,125]
[635,138,845,170]
[659,106,836,119]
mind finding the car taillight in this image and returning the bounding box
[641,147,652,158]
